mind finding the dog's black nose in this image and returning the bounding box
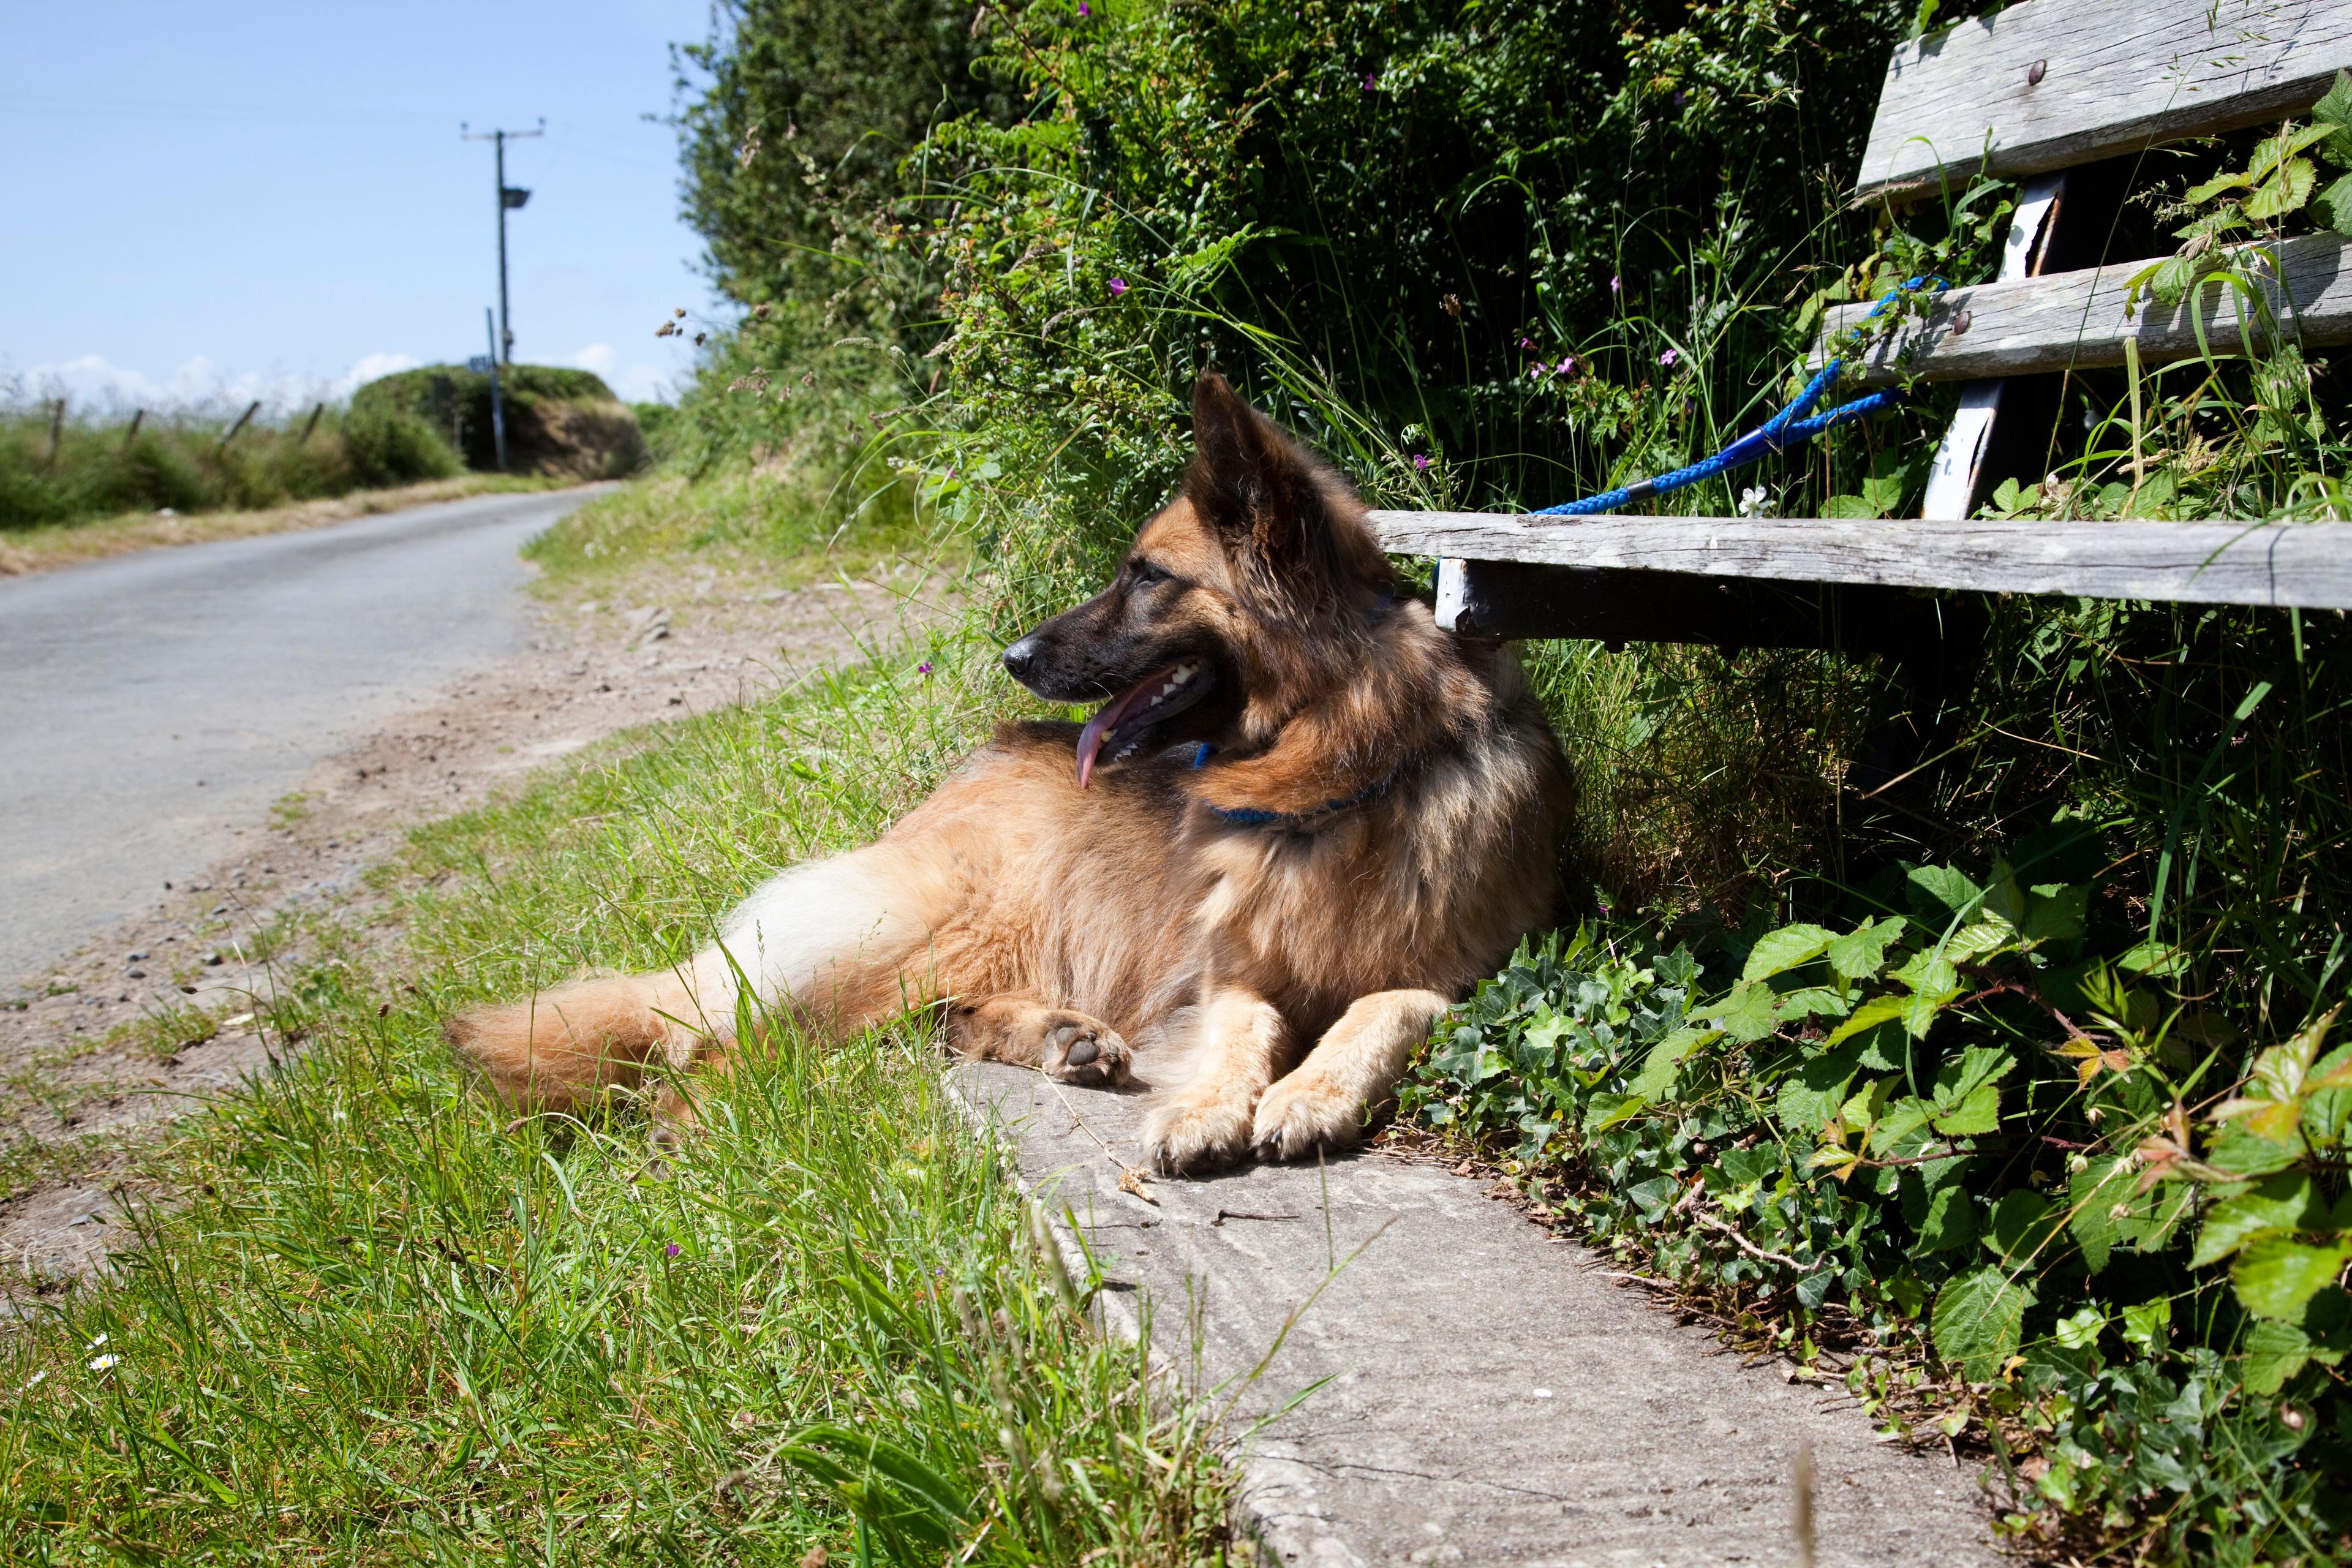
[1001,635,1041,681]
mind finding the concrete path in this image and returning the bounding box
[954,1064,2002,1568]
[0,488,600,981]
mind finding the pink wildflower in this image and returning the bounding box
[1107,277,1128,296]
[1413,453,1430,472]
[1659,348,1679,367]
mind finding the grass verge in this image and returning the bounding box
[0,473,565,578]
[524,467,937,589]
[0,592,1235,1563]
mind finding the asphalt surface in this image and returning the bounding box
[0,488,599,984]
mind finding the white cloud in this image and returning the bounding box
[3,350,423,415]
[566,342,671,404]
[330,352,421,399]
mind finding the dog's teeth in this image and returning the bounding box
[1172,666,1196,685]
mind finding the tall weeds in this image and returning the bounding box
[0,397,460,530]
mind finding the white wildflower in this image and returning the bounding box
[88,1354,120,1373]
[1737,486,1780,519]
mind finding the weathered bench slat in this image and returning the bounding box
[1856,0,2352,200]
[1434,561,1979,658]
[1371,511,2352,611]
[1816,230,2352,385]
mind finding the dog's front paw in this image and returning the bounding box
[1139,1095,1254,1174]
[1250,1072,1365,1161]
[1042,1015,1131,1087]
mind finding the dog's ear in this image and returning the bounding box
[1183,373,1350,584]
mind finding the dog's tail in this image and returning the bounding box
[443,968,705,1114]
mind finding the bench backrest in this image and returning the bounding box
[1858,0,2352,200]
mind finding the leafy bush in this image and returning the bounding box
[677,0,1011,313]
[1403,854,2351,1562]
[339,406,464,488]
[349,364,646,477]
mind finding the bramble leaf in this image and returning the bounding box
[1712,980,1779,1043]
[2182,170,2250,204]
[1932,1083,2002,1136]
[1945,918,2016,963]
[2190,1172,2321,1268]
[2022,884,2089,945]
[2233,1234,2352,1321]
[1933,1267,2033,1381]
[2313,68,2352,135]
[2245,155,2317,220]
[1743,923,1836,983]
[2068,1157,2130,1273]
[1985,1189,2060,1261]
[1906,865,1981,924]
[1925,1047,2013,1139]
[1624,1024,1720,1103]
[1771,986,1852,1022]
[1776,1042,1866,1131]
[1825,993,1907,1046]
[1912,1183,1978,1253]
[1827,915,1907,979]
[1870,1094,1939,1153]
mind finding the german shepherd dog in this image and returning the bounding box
[445,375,1570,1172]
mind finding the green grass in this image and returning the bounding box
[0,587,1235,1565]
[525,467,940,588]
[0,401,465,531]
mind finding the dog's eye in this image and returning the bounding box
[1129,560,1169,586]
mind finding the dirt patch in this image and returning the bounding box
[0,552,955,1298]
[0,474,568,578]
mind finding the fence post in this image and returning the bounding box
[298,402,325,445]
[123,409,145,448]
[45,398,64,469]
[216,400,261,453]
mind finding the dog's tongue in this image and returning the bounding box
[1075,665,1182,788]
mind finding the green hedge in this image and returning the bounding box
[350,365,646,479]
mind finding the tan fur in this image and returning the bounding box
[445,375,1571,1172]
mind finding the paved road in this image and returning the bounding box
[0,488,600,983]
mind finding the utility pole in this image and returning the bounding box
[484,308,508,473]
[460,118,542,364]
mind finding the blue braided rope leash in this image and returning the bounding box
[1534,276,1946,517]
[1185,741,1405,827]
[1205,767,1401,827]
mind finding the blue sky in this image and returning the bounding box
[2,1,723,411]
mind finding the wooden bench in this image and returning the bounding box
[1371,0,2352,649]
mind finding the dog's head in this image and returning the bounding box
[1002,373,1395,784]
